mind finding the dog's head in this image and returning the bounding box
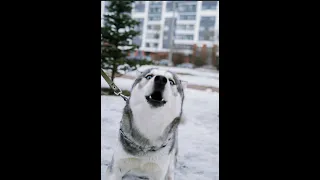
[129,68,185,118]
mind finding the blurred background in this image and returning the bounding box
[101,1,219,180]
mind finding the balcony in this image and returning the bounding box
[146,33,160,40]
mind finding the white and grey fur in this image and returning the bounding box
[106,68,185,180]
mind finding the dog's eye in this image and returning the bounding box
[145,74,153,80]
[169,79,175,85]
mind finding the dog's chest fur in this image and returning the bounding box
[111,139,176,180]
[108,105,179,179]
[131,104,177,144]
[115,143,174,178]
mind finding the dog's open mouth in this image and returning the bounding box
[145,91,166,107]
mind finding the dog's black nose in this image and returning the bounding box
[154,75,167,85]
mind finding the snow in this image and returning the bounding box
[126,65,219,88]
[102,75,219,92]
[130,65,219,79]
[178,74,219,88]
[102,65,219,89]
[138,65,219,77]
[102,71,219,92]
[101,77,134,91]
[101,89,219,180]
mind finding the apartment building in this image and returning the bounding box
[102,1,219,64]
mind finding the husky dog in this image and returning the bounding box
[106,68,186,180]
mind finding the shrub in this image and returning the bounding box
[173,53,185,66]
[194,57,206,67]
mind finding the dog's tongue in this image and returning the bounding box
[151,91,163,101]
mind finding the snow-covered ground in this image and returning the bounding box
[102,65,219,89]
[101,77,134,91]
[129,65,219,79]
[127,65,219,88]
[101,89,219,180]
[101,65,219,179]
[176,74,219,88]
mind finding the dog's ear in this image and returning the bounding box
[180,80,188,89]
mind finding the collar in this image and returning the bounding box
[119,129,170,153]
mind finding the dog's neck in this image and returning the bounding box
[119,103,180,155]
[130,103,177,145]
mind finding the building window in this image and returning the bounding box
[165,18,176,25]
[147,25,161,30]
[154,25,161,30]
[178,6,186,11]
[134,2,145,12]
[178,4,197,12]
[146,43,150,47]
[149,7,161,13]
[150,1,162,5]
[192,4,196,11]
[180,15,196,20]
[202,1,218,10]
[148,2,162,21]
[176,34,194,40]
[154,43,158,48]
[148,16,161,21]
[177,25,186,30]
[199,31,214,41]
[135,2,144,5]
[133,18,144,34]
[166,2,173,12]
[146,33,159,39]
[186,25,194,30]
[175,44,193,50]
[201,16,215,22]
[199,16,216,41]
[177,24,194,30]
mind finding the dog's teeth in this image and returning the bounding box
[161,99,165,101]
[149,96,152,99]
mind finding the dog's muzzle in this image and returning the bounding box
[145,75,167,107]
[154,75,167,91]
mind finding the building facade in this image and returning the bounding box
[102,1,219,63]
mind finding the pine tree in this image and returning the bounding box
[101,0,140,81]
